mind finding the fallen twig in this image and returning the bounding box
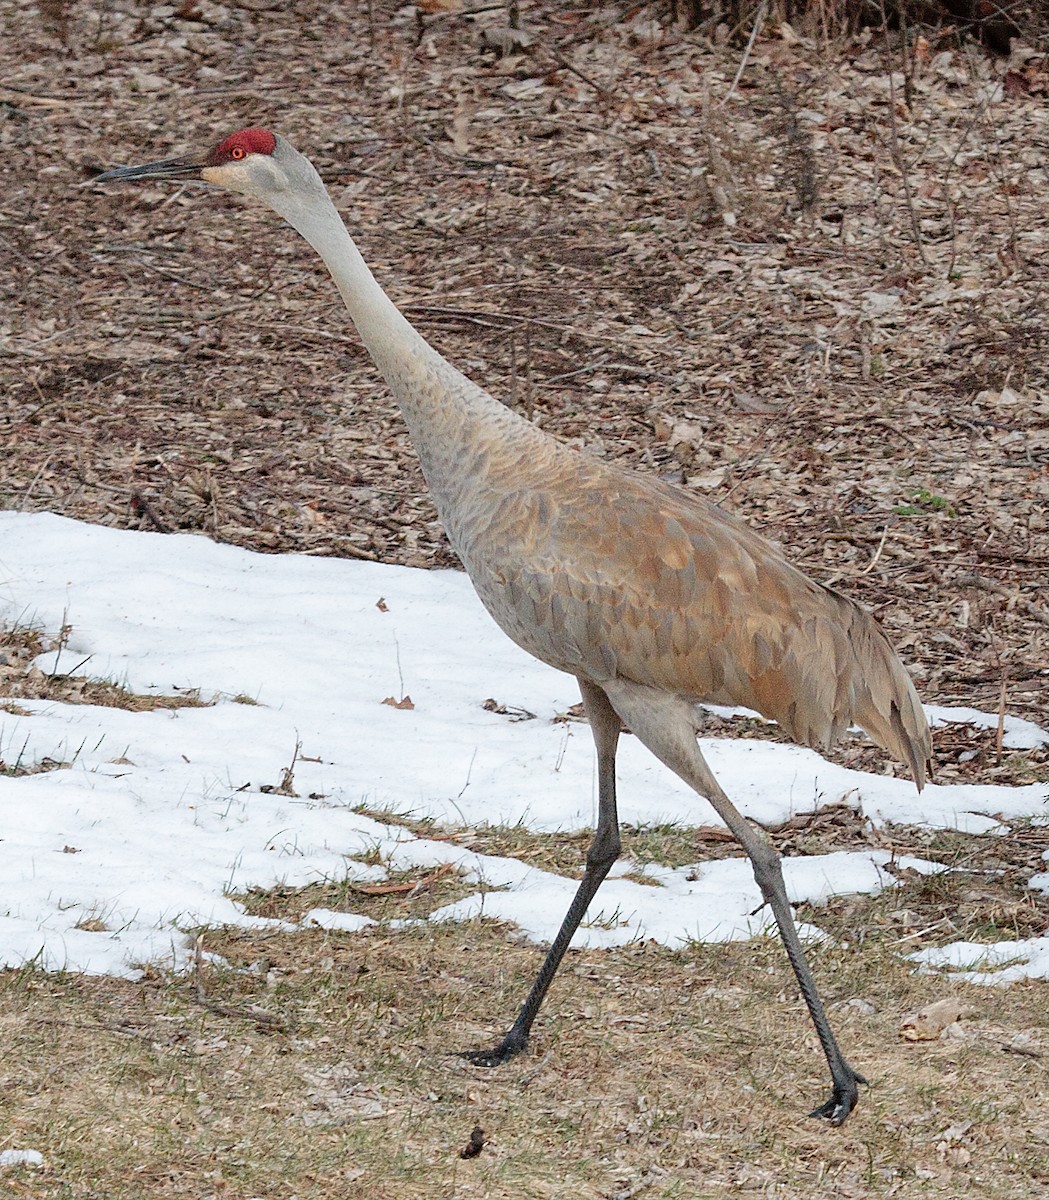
[858,524,892,576]
[192,937,289,1030]
[548,47,610,102]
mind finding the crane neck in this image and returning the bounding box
[286,195,430,367]
[268,178,544,543]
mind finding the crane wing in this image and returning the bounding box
[466,457,930,786]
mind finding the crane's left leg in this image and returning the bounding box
[460,677,621,1066]
[601,677,865,1126]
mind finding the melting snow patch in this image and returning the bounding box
[911,937,1049,986]
[925,704,1049,750]
[422,849,944,949]
[0,1150,44,1168]
[0,512,1046,980]
[303,909,375,933]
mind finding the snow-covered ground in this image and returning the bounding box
[1,512,1046,982]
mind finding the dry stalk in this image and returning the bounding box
[858,523,892,575]
[18,451,56,511]
[509,322,518,411]
[261,738,302,797]
[721,0,769,108]
[702,81,738,226]
[129,491,170,533]
[877,0,927,263]
[777,86,819,215]
[967,42,1023,272]
[548,46,611,103]
[523,315,534,419]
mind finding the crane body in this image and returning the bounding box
[96,129,932,1125]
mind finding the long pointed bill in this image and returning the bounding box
[93,155,202,183]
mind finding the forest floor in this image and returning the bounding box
[1,0,1048,1196]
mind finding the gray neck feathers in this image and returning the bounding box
[264,165,546,536]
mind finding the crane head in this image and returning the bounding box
[94,127,285,196]
[96,127,341,258]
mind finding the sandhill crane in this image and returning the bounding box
[96,128,931,1125]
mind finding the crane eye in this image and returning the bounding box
[230,146,246,160]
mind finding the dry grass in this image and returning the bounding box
[1,798,1046,1194]
[3,707,1044,1189]
[0,618,210,778]
[0,620,210,717]
[2,877,1048,1199]
[239,863,481,925]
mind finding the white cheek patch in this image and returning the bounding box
[200,163,250,193]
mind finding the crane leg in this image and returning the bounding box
[460,677,622,1067]
[599,677,866,1126]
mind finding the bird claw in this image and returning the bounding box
[458,1027,529,1067]
[808,1065,868,1126]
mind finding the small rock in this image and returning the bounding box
[130,69,168,93]
[837,997,877,1016]
[900,997,970,1041]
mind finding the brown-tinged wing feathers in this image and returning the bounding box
[470,456,931,786]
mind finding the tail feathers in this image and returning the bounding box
[850,618,932,790]
[891,699,931,790]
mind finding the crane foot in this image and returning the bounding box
[808,1065,868,1126]
[458,1027,529,1067]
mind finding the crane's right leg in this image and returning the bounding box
[600,677,865,1126]
[459,677,622,1066]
